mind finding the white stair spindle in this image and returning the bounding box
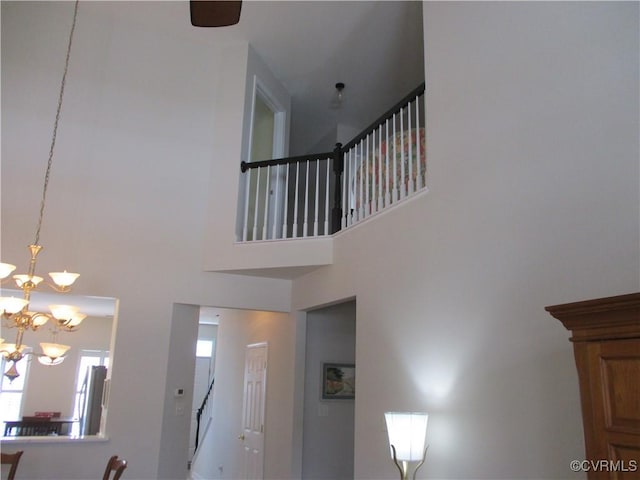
[392,113,398,203]
[252,166,261,240]
[303,160,310,237]
[358,140,364,221]
[282,164,290,239]
[262,165,271,240]
[342,149,348,229]
[385,118,390,207]
[324,159,330,235]
[242,167,251,241]
[371,130,377,214]
[400,107,406,199]
[293,162,300,238]
[415,95,422,190]
[314,159,320,236]
[271,165,280,239]
[378,124,383,211]
[365,134,370,217]
[408,101,414,195]
[350,147,356,225]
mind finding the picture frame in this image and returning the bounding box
[322,362,355,400]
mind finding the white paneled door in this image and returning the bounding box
[240,342,268,480]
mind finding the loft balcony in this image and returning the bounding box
[204,77,426,279]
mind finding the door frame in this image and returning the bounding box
[241,76,288,240]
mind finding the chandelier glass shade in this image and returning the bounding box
[0,0,83,381]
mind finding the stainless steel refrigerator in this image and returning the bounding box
[79,365,107,436]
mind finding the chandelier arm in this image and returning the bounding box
[44,281,72,293]
[29,312,53,330]
[33,0,79,246]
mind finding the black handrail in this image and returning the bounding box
[240,82,425,171]
[240,151,334,172]
[194,377,215,453]
[342,82,425,152]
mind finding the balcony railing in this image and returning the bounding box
[239,82,425,242]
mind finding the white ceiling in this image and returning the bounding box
[99,0,425,155]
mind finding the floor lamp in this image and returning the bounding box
[385,411,429,480]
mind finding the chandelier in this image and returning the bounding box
[0,0,84,381]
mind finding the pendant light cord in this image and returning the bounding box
[34,0,80,246]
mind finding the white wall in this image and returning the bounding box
[292,2,639,479]
[1,2,291,479]
[191,307,296,480]
[302,301,356,480]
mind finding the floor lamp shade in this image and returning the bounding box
[385,411,429,461]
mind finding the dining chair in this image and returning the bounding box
[102,455,127,480]
[1,450,24,480]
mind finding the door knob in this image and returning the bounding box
[238,434,245,441]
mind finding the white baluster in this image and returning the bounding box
[408,101,414,195]
[324,159,330,235]
[293,162,300,238]
[365,134,370,217]
[271,165,279,240]
[385,118,390,207]
[252,166,261,240]
[415,95,422,190]
[262,165,270,240]
[371,130,377,215]
[242,168,251,241]
[347,145,358,225]
[378,124,383,211]
[342,149,348,230]
[400,108,406,199]
[314,159,320,236]
[392,113,398,203]
[358,140,364,222]
[303,160,310,237]
[282,164,290,239]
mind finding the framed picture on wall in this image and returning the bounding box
[322,363,355,400]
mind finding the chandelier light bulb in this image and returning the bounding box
[330,82,346,109]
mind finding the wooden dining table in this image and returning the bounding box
[3,417,77,436]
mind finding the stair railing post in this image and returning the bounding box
[332,142,343,234]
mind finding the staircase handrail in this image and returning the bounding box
[194,377,215,452]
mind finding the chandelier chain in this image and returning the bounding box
[34,0,80,246]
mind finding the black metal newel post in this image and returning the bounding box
[331,142,343,234]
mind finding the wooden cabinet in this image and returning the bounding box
[546,293,640,480]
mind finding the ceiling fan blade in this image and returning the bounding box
[190,1,242,27]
